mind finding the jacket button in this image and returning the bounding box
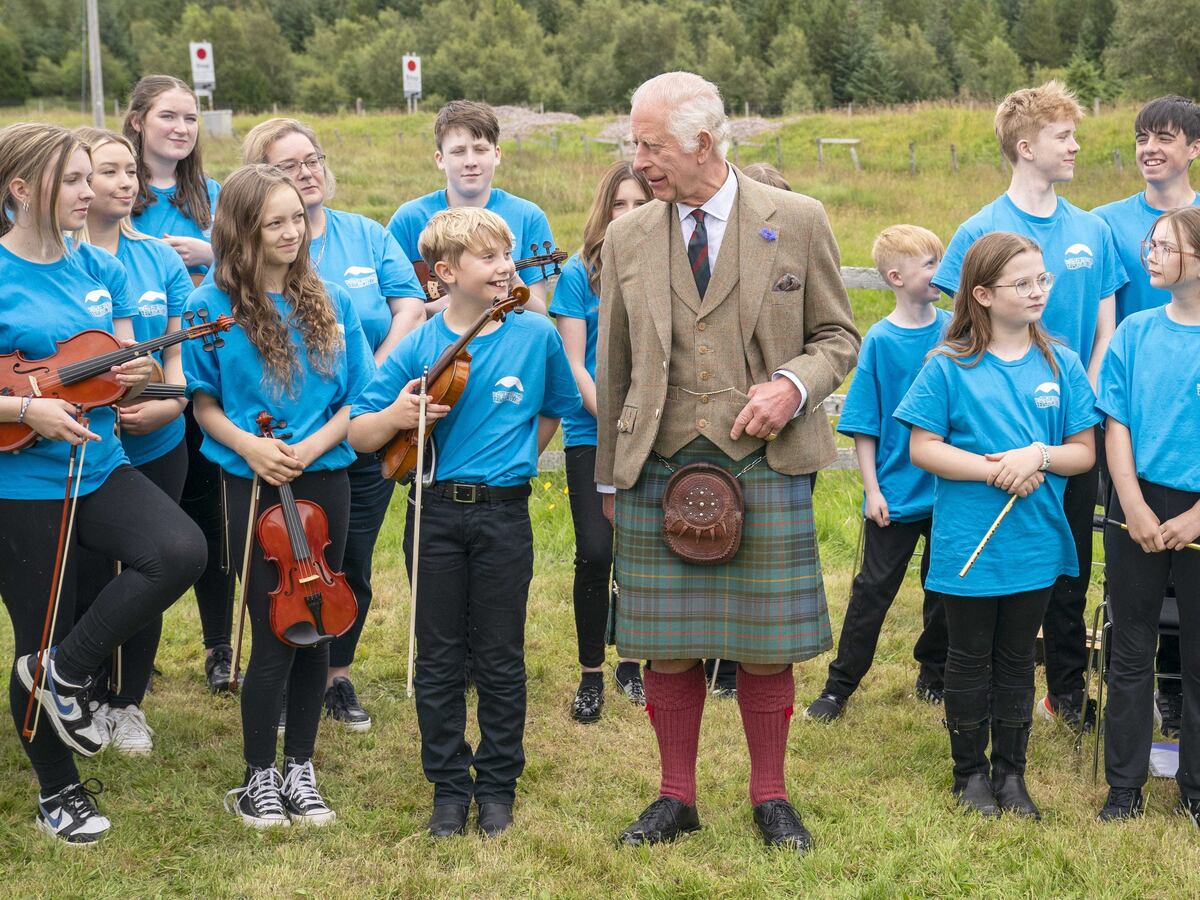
[698,418,708,428]
[699,371,710,381]
[697,322,706,331]
[700,395,709,404]
[654,408,661,418]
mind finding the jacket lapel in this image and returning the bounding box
[736,171,779,356]
[641,203,674,357]
[700,200,740,311]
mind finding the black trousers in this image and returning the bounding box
[181,406,236,650]
[823,517,946,698]
[405,489,534,806]
[1042,461,1100,697]
[0,466,205,793]
[1104,480,1200,798]
[224,469,349,768]
[565,445,613,669]
[74,439,189,707]
[328,452,395,669]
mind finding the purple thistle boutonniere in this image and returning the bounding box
[760,227,777,242]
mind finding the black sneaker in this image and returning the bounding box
[570,677,604,724]
[804,692,846,722]
[1157,691,1183,739]
[205,645,234,693]
[36,779,110,844]
[224,766,289,828]
[15,650,106,756]
[1036,690,1096,734]
[324,677,372,733]
[914,675,944,706]
[1178,795,1200,828]
[281,757,336,826]
[1097,787,1144,822]
[614,662,646,707]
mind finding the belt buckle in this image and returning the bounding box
[452,483,479,503]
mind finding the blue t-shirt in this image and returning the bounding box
[1091,191,1200,323]
[386,188,556,285]
[130,177,221,275]
[1096,306,1200,493]
[312,207,424,352]
[838,308,951,522]
[115,234,193,466]
[182,281,374,480]
[0,242,134,499]
[351,310,580,486]
[933,194,1128,367]
[894,343,1100,596]
[547,253,598,447]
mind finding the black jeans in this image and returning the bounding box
[1104,480,1200,798]
[823,517,946,698]
[1042,461,1099,697]
[224,469,349,768]
[0,465,205,793]
[181,406,236,650]
[565,445,612,669]
[329,452,396,669]
[939,587,1052,778]
[405,489,534,806]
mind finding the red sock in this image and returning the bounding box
[643,664,706,806]
[736,665,795,805]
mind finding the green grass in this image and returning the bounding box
[2,103,1196,897]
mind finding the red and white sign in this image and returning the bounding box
[190,42,215,89]
[402,55,421,96]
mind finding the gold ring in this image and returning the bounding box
[765,432,778,442]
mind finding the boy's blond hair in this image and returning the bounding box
[417,207,514,280]
[871,224,944,278]
[994,80,1085,164]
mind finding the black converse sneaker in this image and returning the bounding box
[224,766,290,828]
[36,779,110,844]
[614,662,646,707]
[324,677,372,733]
[281,757,336,826]
[15,649,106,756]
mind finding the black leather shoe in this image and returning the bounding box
[205,644,233,693]
[993,774,1041,820]
[752,799,814,853]
[1097,787,1144,822]
[617,796,700,846]
[477,802,514,837]
[427,804,469,837]
[804,692,846,722]
[570,680,604,724]
[953,773,1001,818]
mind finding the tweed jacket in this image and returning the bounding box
[595,166,860,489]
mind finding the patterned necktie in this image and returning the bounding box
[687,209,711,299]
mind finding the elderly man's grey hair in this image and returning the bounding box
[631,71,731,158]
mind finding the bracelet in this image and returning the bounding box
[16,396,33,425]
[1032,441,1051,472]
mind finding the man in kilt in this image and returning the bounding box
[596,72,860,852]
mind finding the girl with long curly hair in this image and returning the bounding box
[182,164,373,828]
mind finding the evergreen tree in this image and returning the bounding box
[1105,0,1200,99]
[846,35,901,106]
[1013,0,1066,67]
[0,25,30,105]
[879,23,952,101]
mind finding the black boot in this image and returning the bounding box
[990,718,1041,820]
[947,719,1000,818]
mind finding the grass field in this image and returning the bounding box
[1,102,1197,897]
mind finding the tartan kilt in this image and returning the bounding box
[612,437,831,664]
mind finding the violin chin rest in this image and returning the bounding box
[282,621,335,648]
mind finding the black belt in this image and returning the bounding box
[427,481,532,504]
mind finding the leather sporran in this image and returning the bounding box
[661,462,744,565]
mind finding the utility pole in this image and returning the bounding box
[86,0,104,126]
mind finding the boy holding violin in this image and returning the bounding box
[350,207,579,838]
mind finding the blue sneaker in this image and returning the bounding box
[15,649,106,756]
[36,779,110,844]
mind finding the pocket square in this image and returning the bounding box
[773,273,803,292]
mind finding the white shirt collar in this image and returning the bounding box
[676,164,737,224]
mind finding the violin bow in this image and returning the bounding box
[959,495,1018,578]
[22,407,91,741]
[406,367,429,700]
[229,473,261,692]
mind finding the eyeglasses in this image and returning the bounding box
[1140,239,1200,266]
[989,272,1055,297]
[274,155,326,177]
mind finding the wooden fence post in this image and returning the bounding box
[908,141,916,176]
[950,143,958,172]
[775,135,783,169]
[1113,148,1123,170]
[732,137,739,165]
[582,134,590,158]
[817,138,824,168]
[355,97,364,116]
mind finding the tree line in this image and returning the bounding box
[0,0,1194,114]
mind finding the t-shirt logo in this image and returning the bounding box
[1034,381,1061,409]
[137,290,168,318]
[83,288,113,318]
[343,265,379,289]
[1064,243,1094,270]
[493,376,524,405]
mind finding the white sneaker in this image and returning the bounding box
[108,705,154,756]
[281,758,336,826]
[88,701,113,746]
[224,766,290,828]
[36,780,111,845]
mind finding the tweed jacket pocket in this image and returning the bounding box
[772,273,804,292]
[616,405,639,434]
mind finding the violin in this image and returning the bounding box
[0,309,232,452]
[411,243,567,301]
[380,286,529,482]
[254,412,357,648]
[119,358,186,401]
